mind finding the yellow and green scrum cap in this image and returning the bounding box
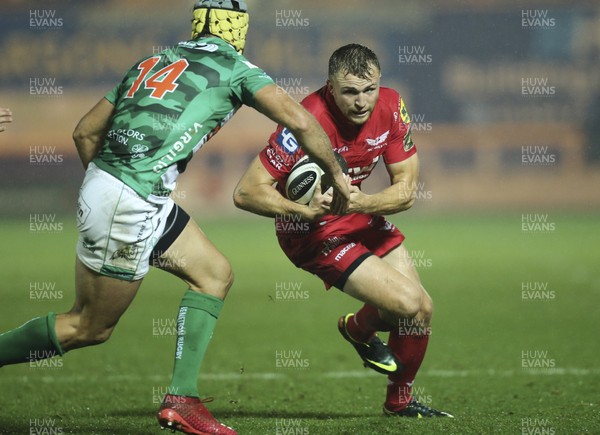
[191,0,249,53]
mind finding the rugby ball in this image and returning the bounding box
[285,154,348,205]
[285,156,323,204]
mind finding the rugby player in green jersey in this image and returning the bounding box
[0,1,349,434]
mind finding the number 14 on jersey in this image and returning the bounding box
[125,56,189,100]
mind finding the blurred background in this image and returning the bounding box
[1,0,599,216]
[1,3,599,432]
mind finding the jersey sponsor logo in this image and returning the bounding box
[107,129,146,146]
[366,130,390,149]
[378,220,396,232]
[399,98,411,124]
[276,127,300,154]
[153,107,238,174]
[348,156,379,182]
[177,41,219,52]
[335,243,357,262]
[152,122,203,173]
[403,127,415,152]
[321,236,348,257]
[131,144,149,159]
[266,147,285,171]
[110,244,139,262]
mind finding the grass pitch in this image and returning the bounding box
[0,212,599,434]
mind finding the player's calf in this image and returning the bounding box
[55,312,116,351]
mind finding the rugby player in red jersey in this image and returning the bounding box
[234,44,453,418]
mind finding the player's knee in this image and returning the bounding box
[218,262,234,294]
[406,290,423,319]
[389,292,420,319]
[189,256,233,297]
[421,293,434,323]
[211,256,233,295]
[402,300,421,319]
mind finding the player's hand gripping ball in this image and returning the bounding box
[285,153,348,204]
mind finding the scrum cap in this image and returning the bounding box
[191,0,249,53]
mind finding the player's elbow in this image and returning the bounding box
[232,184,250,210]
[72,120,95,152]
[397,188,416,211]
[72,123,86,150]
[403,193,416,210]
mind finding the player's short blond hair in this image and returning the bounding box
[191,1,249,54]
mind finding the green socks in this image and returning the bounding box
[0,312,64,366]
[168,290,224,397]
[0,291,222,400]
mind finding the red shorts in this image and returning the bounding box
[277,214,405,290]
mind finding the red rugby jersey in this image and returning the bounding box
[258,85,416,226]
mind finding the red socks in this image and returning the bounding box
[344,303,431,411]
[385,332,430,410]
[345,304,393,343]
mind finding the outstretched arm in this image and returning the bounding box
[72,98,114,169]
[252,84,349,214]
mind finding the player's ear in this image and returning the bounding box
[326,79,333,94]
